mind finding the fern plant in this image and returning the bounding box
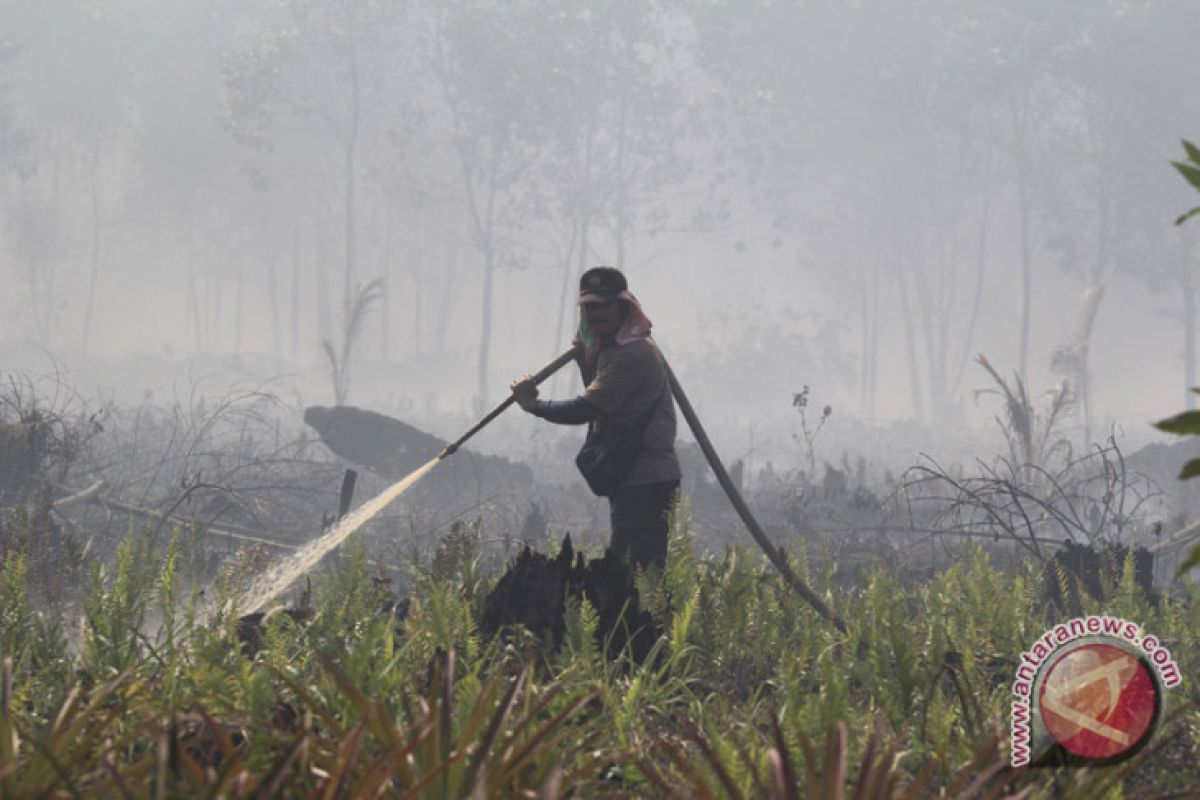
[80,532,157,677]
[637,711,1040,800]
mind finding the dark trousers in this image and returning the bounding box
[608,480,680,572]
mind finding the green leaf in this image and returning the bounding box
[1176,542,1200,578]
[1183,139,1200,164]
[1172,161,1200,192]
[1175,206,1200,226]
[1153,410,1200,436]
[1179,459,1200,481]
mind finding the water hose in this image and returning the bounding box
[439,344,582,459]
[663,358,849,633]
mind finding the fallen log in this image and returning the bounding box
[303,405,533,501]
[52,479,106,509]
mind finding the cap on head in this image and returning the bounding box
[578,266,627,305]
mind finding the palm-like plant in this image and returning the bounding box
[323,278,384,406]
[975,355,1073,471]
[0,649,601,798]
[636,709,1167,800]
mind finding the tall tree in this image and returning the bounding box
[2,3,135,350]
[122,0,249,355]
[692,0,1006,419]
[424,0,556,412]
[221,0,405,360]
[0,37,29,186]
[526,1,705,388]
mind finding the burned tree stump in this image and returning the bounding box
[482,535,659,662]
[482,538,577,647]
[0,420,49,503]
[1043,541,1155,615]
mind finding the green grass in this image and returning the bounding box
[0,511,1197,797]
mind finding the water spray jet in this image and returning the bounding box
[229,345,582,618]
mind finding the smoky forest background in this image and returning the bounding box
[2,1,1200,796]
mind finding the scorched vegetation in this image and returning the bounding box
[0,375,1198,798]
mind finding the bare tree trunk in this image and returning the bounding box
[381,209,392,361]
[910,254,946,420]
[860,235,884,418]
[187,271,202,352]
[201,272,210,350]
[563,134,595,398]
[81,142,103,355]
[186,211,202,351]
[410,207,426,359]
[234,268,245,356]
[342,20,361,325]
[342,147,358,327]
[566,215,597,398]
[1018,243,1032,386]
[867,254,879,417]
[206,272,220,350]
[614,79,629,272]
[1081,173,1116,446]
[1010,91,1037,387]
[205,224,224,352]
[433,232,458,355]
[859,260,871,416]
[266,252,282,363]
[551,219,581,396]
[1078,282,1103,452]
[29,146,63,344]
[315,219,332,346]
[935,244,956,416]
[952,183,992,394]
[290,223,302,360]
[1080,339,1093,446]
[477,240,495,414]
[895,260,925,420]
[469,150,502,415]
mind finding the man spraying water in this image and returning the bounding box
[510,267,680,571]
[233,268,842,633]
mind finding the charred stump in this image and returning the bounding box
[0,420,49,503]
[1043,541,1155,615]
[482,538,576,647]
[482,535,659,662]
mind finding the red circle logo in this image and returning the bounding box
[1038,642,1159,761]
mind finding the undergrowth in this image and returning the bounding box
[0,506,1197,797]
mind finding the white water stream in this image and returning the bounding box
[229,456,442,617]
